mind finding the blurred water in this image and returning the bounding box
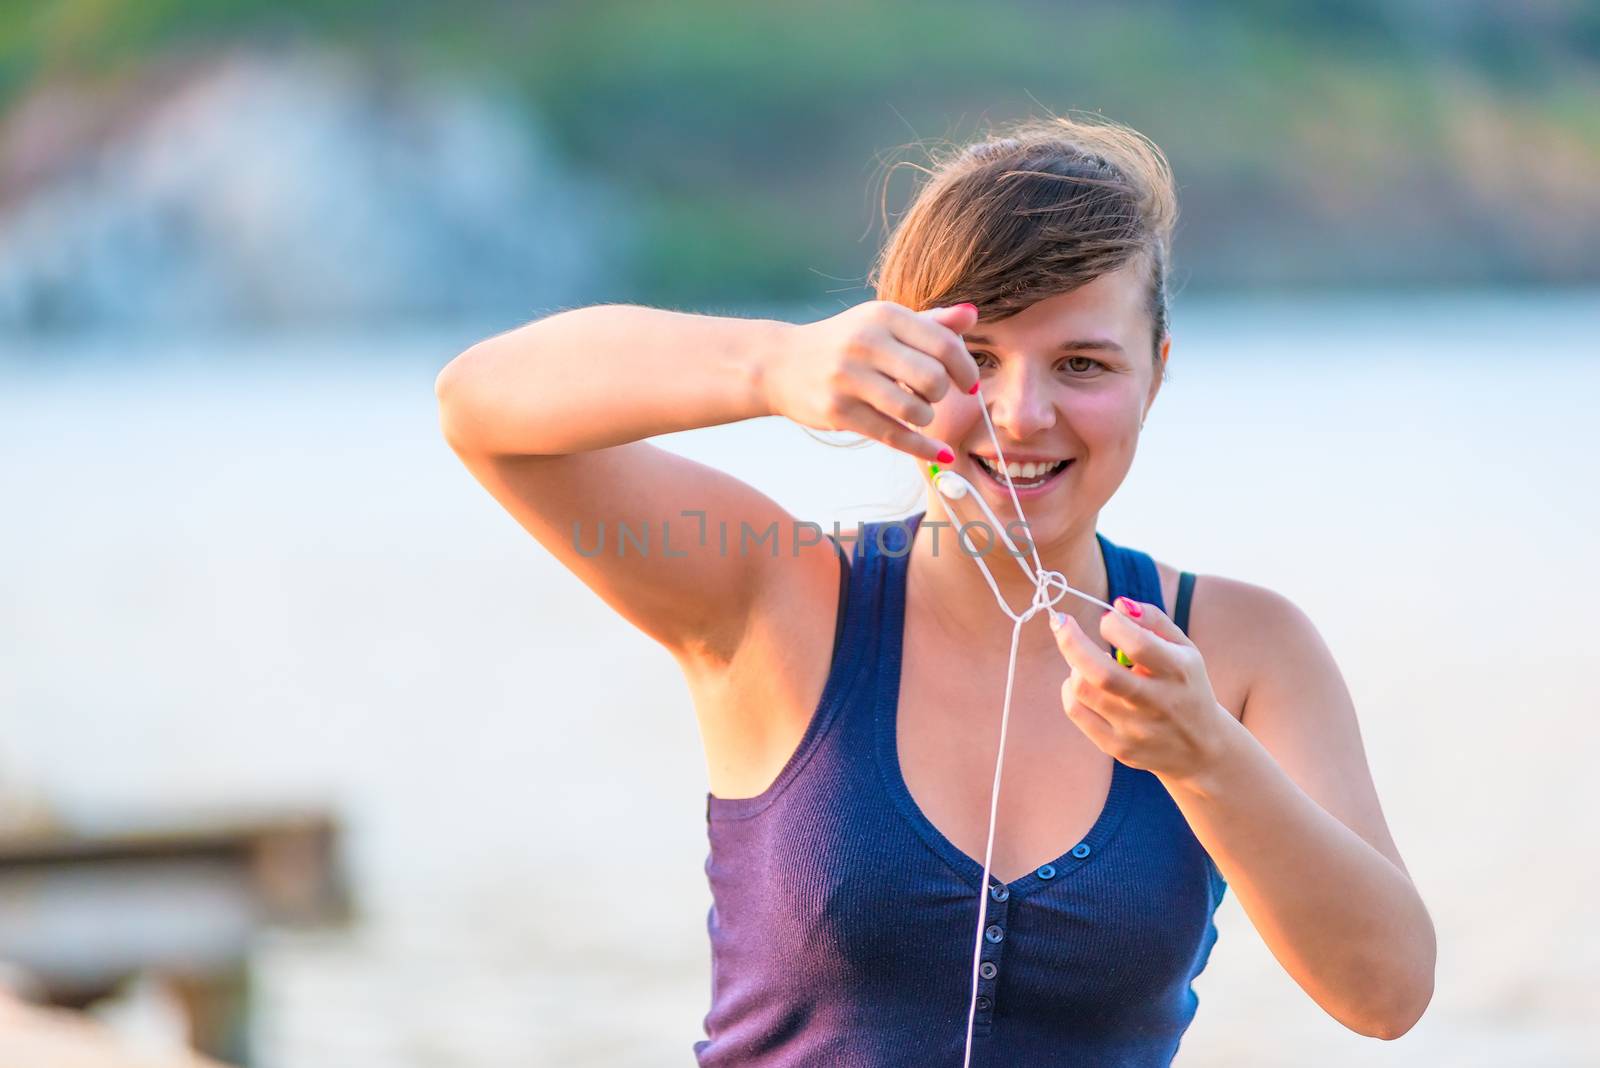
[1,291,1597,1066]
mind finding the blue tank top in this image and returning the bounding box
[697,510,1227,1066]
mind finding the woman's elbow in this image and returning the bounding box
[434,349,466,405]
[434,340,486,408]
[1351,943,1437,1040]
[1361,980,1433,1041]
[434,344,495,452]
[434,364,465,451]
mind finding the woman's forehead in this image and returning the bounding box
[968,269,1146,351]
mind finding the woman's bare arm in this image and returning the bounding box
[436,304,783,457]
[434,301,978,669]
[1159,581,1436,1039]
[434,305,821,666]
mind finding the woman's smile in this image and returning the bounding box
[968,451,1076,500]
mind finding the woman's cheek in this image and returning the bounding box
[1063,392,1133,453]
[1071,387,1132,425]
[1065,395,1140,500]
[928,394,979,443]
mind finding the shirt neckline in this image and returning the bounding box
[872,510,1135,899]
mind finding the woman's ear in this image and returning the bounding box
[1145,335,1171,420]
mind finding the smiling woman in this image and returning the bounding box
[917,269,1164,533]
[434,111,1435,1065]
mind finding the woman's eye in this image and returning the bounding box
[969,352,1104,374]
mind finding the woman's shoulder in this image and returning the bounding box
[1150,558,1300,622]
[1149,559,1308,724]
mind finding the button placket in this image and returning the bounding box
[973,888,1009,1034]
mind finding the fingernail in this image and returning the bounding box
[956,303,977,315]
[937,447,955,464]
[1050,610,1066,629]
[1117,597,1143,618]
[967,381,980,394]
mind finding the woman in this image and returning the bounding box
[434,115,1436,1065]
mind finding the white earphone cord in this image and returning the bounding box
[926,391,1116,1067]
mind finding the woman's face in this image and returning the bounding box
[926,262,1169,546]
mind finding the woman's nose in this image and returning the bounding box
[986,370,1056,440]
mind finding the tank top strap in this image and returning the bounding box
[1094,530,1165,615]
[834,511,922,710]
[1096,533,1198,641]
[824,532,851,667]
[834,511,921,661]
[1175,570,1197,638]
[704,514,918,822]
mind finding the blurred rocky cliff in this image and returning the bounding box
[3,2,1598,334]
[0,48,628,332]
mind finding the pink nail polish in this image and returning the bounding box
[967,382,980,395]
[937,448,955,464]
[956,303,978,315]
[1117,597,1143,618]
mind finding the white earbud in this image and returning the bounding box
[934,471,969,500]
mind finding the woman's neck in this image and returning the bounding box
[907,503,1109,656]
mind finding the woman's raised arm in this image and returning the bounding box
[433,302,980,668]
[435,304,783,457]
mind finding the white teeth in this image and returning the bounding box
[975,456,1067,482]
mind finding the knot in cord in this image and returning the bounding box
[1025,568,1070,622]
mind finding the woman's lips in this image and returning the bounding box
[969,455,1075,498]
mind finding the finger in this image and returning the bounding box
[1098,600,1194,680]
[865,340,953,407]
[1099,612,1184,680]
[890,305,981,395]
[922,302,980,337]
[837,397,950,463]
[1110,596,1192,646]
[1062,661,1130,720]
[850,364,938,427]
[1061,675,1117,749]
[1048,611,1137,701]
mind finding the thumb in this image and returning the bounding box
[923,302,980,333]
[1110,597,1192,648]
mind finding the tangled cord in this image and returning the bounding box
[922,390,1117,1067]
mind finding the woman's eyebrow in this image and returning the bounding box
[965,335,1125,353]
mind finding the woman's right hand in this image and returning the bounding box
[765,300,982,463]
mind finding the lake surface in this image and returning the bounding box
[2,290,1597,1065]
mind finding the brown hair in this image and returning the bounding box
[870,112,1178,368]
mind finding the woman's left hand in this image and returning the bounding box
[1049,597,1238,784]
